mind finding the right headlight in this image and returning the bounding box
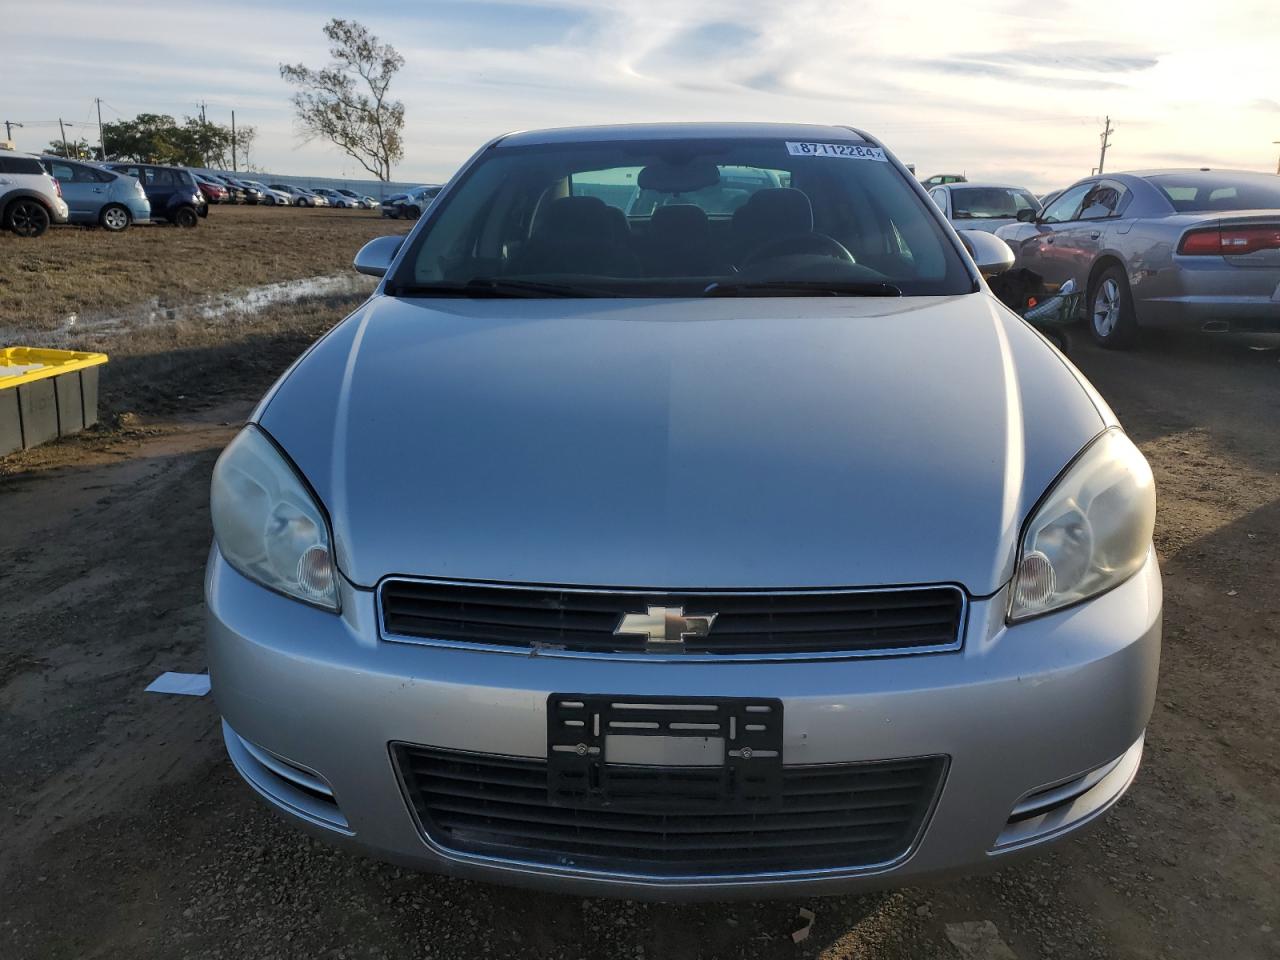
[210,425,338,611]
[1009,428,1155,622]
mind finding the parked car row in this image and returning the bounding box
[1,144,398,236]
[192,175,383,210]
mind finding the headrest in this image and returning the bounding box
[538,195,614,237]
[650,204,710,240]
[732,188,814,237]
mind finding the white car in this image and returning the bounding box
[244,180,292,206]
[928,182,1041,234]
[0,147,70,236]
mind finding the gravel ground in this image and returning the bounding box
[1,312,1277,958]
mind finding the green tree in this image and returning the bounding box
[280,18,404,180]
[100,114,246,167]
[46,138,96,160]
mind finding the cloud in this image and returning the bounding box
[966,42,1160,73]
[4,0,1275,188]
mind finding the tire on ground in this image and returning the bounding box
[6,199,52,238]
[1088,264,1139,349]
[99,204,131,232]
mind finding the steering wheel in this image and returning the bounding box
[741,232,856,268]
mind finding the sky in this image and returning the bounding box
[4,0,1279,191]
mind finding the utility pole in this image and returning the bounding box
[95,98,107,160]
[4,120,22,143]
[58,118,72,158]
[198,101,208,167]
[1097,116,1114,176]
[231,110,237,172]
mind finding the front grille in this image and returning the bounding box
[395,744,946,876]
[379,580,964,657]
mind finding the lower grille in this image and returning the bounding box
[379,580,965,658]
[395,744,946,876]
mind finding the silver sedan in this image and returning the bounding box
[928,182,1041,234]
[206,122,1160,899]
[995,170,1280,347]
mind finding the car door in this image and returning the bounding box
[147,167,181,212]
[45,160,99,220]
[1051,179,1131,286]
[929,188,949,219]
[1014,182,1092,287]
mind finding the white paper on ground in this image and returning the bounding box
[145,672,211,696]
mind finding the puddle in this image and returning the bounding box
[2,274,374,348]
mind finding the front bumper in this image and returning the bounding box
[206,547,1161,899]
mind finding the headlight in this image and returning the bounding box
[210,426,338,611]
[1009,428,1154,621]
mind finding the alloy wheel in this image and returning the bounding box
[102,206,130,231]
[1092,278,1120,338]
[9,200,50,237]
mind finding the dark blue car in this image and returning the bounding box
[105,163,206,227]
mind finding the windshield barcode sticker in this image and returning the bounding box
[785,142,888,161]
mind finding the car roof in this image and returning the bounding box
[1119,168,1276,182]
[496,122,874,148]
[938,182,1031,191]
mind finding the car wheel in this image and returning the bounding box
[406,205,420,219]
[6,199,51,237]
[173,206,199,228]
[99,204,131,232]
[1089,265,1138,349]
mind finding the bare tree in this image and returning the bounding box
[280,19,405,180]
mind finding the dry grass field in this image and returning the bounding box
[0,204,411,335]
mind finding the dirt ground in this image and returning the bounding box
[0,204,410,335]
[2,281,1278,955]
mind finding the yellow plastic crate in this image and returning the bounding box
[1,347,109,455]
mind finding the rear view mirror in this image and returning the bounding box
[353,235,404,278]
[1016,208,1037,223]
[957,230,1016,277]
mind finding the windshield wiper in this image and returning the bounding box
[702,279,902,298]
[392,278,617,299]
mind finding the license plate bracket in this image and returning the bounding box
[547,694,783,812]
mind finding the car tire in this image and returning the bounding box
[1088,265,1139,349]
[6,199,51,238]
[173,206,199,228]
[406,205,420,220]
[99,204,131,232]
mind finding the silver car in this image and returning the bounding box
[206,122,1161,899]
[995,170,1280,347]
[929,182,1041,234]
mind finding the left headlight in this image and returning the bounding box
[1009,428,1155,622]
[210,425,339,611]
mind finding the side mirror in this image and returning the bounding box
[1016,208,1037,223]
[353,235,404,278]
[957,230,1016,277]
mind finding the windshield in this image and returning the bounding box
[949,187,1039,220]
[390,138,973,297]
[1149,174,1280,213]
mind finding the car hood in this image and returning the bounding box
[954,218,1017,233]
[259,294,1107,593]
